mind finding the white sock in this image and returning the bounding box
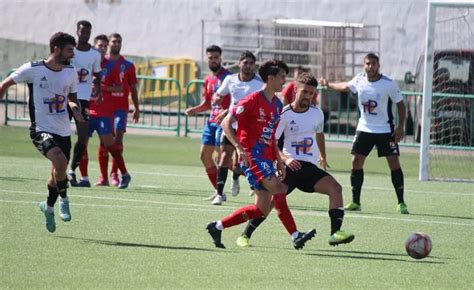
[61,197,69,203]
[216,220,224,231]
[80,176,89,181]
[68,169,75,175]
[291,231,299,241]
[46,205,54,213]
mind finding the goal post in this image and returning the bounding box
[419,0,474,181]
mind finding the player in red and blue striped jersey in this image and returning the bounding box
[185,45,231,195]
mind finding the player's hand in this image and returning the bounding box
[237,148,250,167]
[212,93,222,104]
[72,106,85,123]
[185,108,194,116]
[394,126,404,143]
[215,110,227,124]
[132,109,140,123]
[95,92,103,104]
[285,158,302,172]
[319,78,329,87]
[276,160,286,181]
[319,157,330,171]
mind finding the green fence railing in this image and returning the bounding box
[184,80,207,137]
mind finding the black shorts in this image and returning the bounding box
[220,129,236,147]
[351,131,400,157]
[68,99,90,122]
[30,128,71,162]
[282,161,330,195]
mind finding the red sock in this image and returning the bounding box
[273,193,297,235]
[79,148,88,177]
[221,204,264,228]
[98,144,109,179]
[108,143,127,175]
[111,143,123,175]
[205,166,218,189]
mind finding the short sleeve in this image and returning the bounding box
[315,110,324,133]
[216,75,231,96]
[10,62,33,84]
[126,63,138,86]
[231,94,255,122]
[389,80,403,103]
[93,51,102,73]
[275,112,287,139]
[69,70,78,94]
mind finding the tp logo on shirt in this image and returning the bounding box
[44,95,66,114]
[291,137,314,155]
[362,100,378,115]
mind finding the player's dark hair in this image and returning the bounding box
[109,32,122,40]
[364,53,379,63]
[49,32,77,53]
[296,72,318,88]
[258,59,289,82]
[239,50,256,62]
[206,45,222,55]
[94,34,108,44]
[77,20,92,30]
[295,65,306,72]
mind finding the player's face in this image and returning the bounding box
[57,44,75,64]
[207,51,221,72]
[364,57,380,79]
[239,57,256,76]
[94,40,108,58]
[77,25,91,44]
[271,69,287,92]
[109,36,122,55]
[295,82,316,109]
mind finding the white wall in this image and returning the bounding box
[0,0,430,79]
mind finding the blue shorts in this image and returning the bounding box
[113,110,127,131]
[241,156,275,191]
[88,116,113,137]
[201,122,223,147]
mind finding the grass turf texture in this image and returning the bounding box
[0,126,472,288]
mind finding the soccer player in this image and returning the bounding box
[209,50,263,205]
[237,72,355,247]
[206,59,316,249]
[320,53,409,214]
[280,65,316,106]
[0,32,83,232]
[67,20,102,187]
[96,33,139,189]
[185,45,230,194]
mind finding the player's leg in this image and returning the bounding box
[111,110,130,189]
[77,147,90,187]
[93,117,114,186]
[377,134,408,214]
[212,136,234,204]
[347,131,374,211]
[230,150,241,197]
[68,100,90,186]
[200,122,219,193]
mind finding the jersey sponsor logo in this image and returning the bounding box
[291,137,314,155]
[43,94,66,114]
[362,100,378,115]
[257,108,266,122]
[78,68,89,83]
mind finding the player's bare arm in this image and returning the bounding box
[221,114,249,166]
[274,142,287,180]
[0,77,16,100]
[394,100,406,143]
[130,84,140,123]
[319,78,350,92]
[93,72,102,103]
[68,92,84,122]
[185,98,211,116]
[316,132,330,171]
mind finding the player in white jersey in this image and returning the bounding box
[67,20,102,187]
[320,53,409,214]
[236,72,355,247]
[0,32,84,233]
[207,51,264,205]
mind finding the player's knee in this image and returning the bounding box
[50,153,68,172]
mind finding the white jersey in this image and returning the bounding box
[11,60,77,137]
[71,47,101,101]
[275,105,325,166]
[347,73,403,133]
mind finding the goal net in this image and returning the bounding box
[419,0,474,182]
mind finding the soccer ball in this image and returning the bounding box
[405,232,432,259]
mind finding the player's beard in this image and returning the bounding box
[298,98,310,109]
[209,63,220,72]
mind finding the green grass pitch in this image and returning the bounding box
[0,125,472,288]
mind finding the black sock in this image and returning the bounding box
[391,168,404,204]
[232,170,240,180]
[243,216,266,238]
[350,169,364,204]
[328,208,344,235]
[57,179,69,199]
[71,142,86,171]
[47,184,59,207]
[216,167,228,196]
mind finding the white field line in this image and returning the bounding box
[0,189,472,227]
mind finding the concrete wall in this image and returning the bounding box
[0,0,430,79]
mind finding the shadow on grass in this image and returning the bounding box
[0,176,42,182]
[406,212,473,221]
[304,249,445,264]
[56,236,229,253]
